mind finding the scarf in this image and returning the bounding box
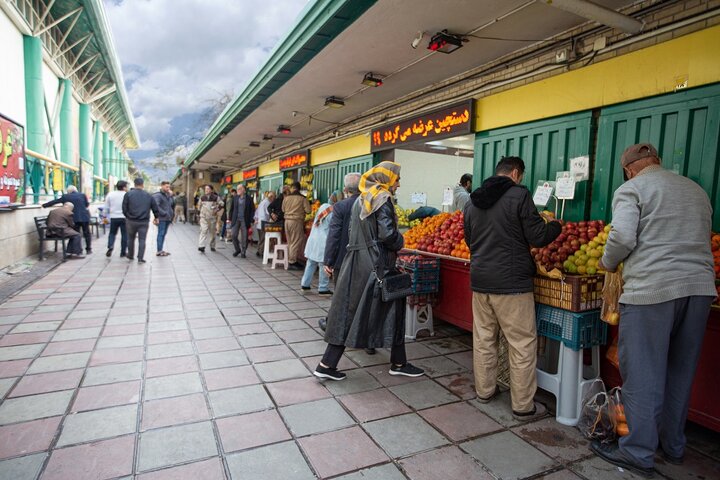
[314,203,333,227]
[358,161,401,220]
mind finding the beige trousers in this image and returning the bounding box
[173,205,185,223]
[472,291,537,413]
[285,219,304,263]
[198,215,216,248]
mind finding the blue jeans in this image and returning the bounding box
[157,220,171,251]
[301,259,329,291]
[107,218,127,255]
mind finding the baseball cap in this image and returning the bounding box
[621,143,658,167]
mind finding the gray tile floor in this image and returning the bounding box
[0,223,718,479]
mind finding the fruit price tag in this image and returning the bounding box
[410,192,427,205]
[570,155,589,181]
[533,182,554,206]
[555,171,576,200]
[442,187,453,206]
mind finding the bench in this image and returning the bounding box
[89,216,102,237]
[34,216,69,261]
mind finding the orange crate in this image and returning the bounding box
[533,274,604,312]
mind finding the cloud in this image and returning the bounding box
[103,0,308,177]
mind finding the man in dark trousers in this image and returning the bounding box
[318,173,362,333]
[152,181,174,256]
[47,202,84,259]
[122,177,159,264]
[231,184,256,258]
[43,185,92,253]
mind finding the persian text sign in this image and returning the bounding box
[371,101,474,152]
[0,113,26,205]
[243,168,257,180]
[279,150,309,171]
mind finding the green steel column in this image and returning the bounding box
[102,132,109,180]
[23,35,45,203]
[59,78,73,166]
[108,140,115,178]
[79,103,91,196]
[93,122,102,177]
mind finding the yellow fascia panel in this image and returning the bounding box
[259,159,280,177]
[475,26,720,131]
[310,135,371,166]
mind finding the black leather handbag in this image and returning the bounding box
[361,219,413,302]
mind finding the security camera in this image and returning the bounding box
[411,31,425,49]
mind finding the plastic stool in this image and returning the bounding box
[263,232,282,265]
[271,244,289,270]
[536,339,601,426]
[405,303,434,340]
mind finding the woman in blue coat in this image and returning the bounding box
[300,192,339,294]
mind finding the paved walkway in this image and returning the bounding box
[0,223,718,479]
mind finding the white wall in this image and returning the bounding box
[42,62,60,158]
[0,12,26,127]
[394,149,473,211]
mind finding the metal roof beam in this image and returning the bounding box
[34,6,83,36]
[87,84,117,104]
[68,53,99,77]
[55,7,82,49]
[35,0,56,33]
[55,33,92,61]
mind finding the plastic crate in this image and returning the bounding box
[535,304,607,351]
[533,274,604,312]
[397,255,440,294]
[397,255,441,271]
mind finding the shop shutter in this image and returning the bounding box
[591,83,720,229]
[313,163,337,204]
[259,174,283,196]
[338,154,373,188]
[474,112,594,221]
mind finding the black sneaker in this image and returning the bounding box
[389,363,424,377]
[301,286,311,291]
[211,247,216,252]
[240,253,246,258]
[120,253,126,258]
[106,248,113,257]
[86,249,92,254]
[318,290,333,296]
[318,318,327,331]
[127,256,134,261]
[365,348,376,355]
[138,259,146,264]
[256,251,262,257]
[198,247,205,253]
[233,251,240,257]
[313,365,346,381]
[591,441,655,478]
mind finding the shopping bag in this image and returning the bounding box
[605,335,619,370]
[577,379,616,443]
[609,387,629,437]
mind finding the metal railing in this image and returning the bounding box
[25,148,79,204]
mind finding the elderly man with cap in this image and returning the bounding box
[593,143,716,478]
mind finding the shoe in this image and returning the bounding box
[659,448,683,465]
[476,386,501,404]
[198,247,205,253]
[313,365,346,381]
[256,251,262,257]
[211,247,216,252]
[591,441,655,478]
[156,252,163,256]
[120,253,126,258]
[512,402,548,421]
[365,348,376,355]
[240,253,246,258]
[389,363,424,377]
[289,263,303,271]
[67,254,85,260]
[318,318,327,331]
[301,286,311,291]
[318,290,333,296]
[86,249,92,254]
[105,248,113,257]
[127,256,134,261]
[138,259,146,264]
[233,251,240,257]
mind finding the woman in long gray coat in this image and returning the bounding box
[313,162,424,381]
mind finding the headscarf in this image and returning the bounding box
[314,203,333,227]
[358,161,401,220]
[329,190,341,205]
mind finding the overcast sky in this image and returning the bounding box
[104,0,308,180]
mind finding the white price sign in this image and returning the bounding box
[570,155,589,181]
[410,192,427,205]
[441,187,453,206]
[555,171,576,200]
[533,182,554,207]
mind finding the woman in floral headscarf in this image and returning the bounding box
[313,162,425,381]
[300,191,339,295]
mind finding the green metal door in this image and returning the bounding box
[591,83,720,228]
[474,112,594,221]
[313,163,337,203]
[338,154,373,188]
[259,174,283,196]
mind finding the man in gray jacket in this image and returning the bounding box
[152,181,174,256]
[594,143,716,478]
[122,177,159,264]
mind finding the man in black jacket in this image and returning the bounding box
[231,185,256,258]
[464,156,561,421]
[122,177,159,264]
[43,185,92,253]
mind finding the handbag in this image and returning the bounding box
[360,217,413,302]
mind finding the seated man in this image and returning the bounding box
[47,202,84,259]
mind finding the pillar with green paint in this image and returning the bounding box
[23,35,45,203]
[79,103,91,197]
[59,78,73,190]
[93,121,102,197]
[102,131,109,181]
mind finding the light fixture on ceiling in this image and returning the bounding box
[249,141,261,147]
[361,72,383,87]
[263,134,273,141]
[428,30,464,54]
[219,133,226,139]
[277,125,291,134]
[411,31,425,49]
[324,96,345,108]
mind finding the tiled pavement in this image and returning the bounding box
[1,223,719,480]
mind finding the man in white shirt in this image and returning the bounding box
[104,180,128,257]
[254,191,275,257]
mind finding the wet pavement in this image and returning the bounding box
[0,223,719,479]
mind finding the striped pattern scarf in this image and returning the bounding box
[359,161,401,220]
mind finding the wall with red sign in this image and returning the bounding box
[279,150,309,171]
[243,168,257,180]
[0,113,25,205]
